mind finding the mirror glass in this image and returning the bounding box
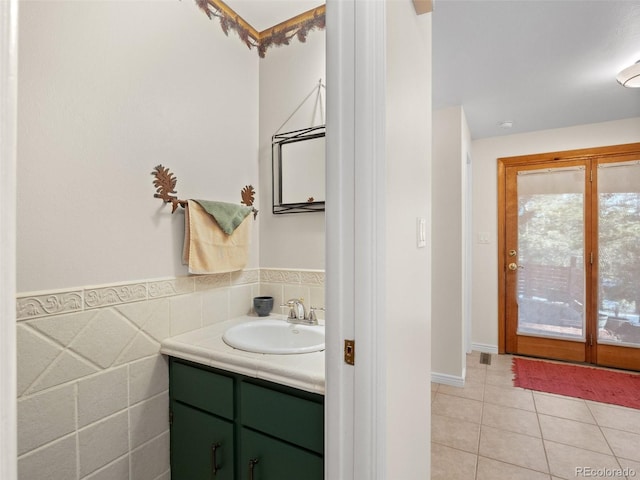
[272,125,325,214]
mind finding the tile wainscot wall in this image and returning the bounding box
[16,268,325,480]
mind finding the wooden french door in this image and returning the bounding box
[498,143,640,371]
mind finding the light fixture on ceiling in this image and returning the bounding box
[498,121,514,129]
[616,61,640,88]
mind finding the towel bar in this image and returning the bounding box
[151,164,258,218]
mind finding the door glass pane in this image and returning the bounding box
[598,160,640,346]
[516,167,585,340]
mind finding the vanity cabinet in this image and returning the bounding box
[169,358,324,480]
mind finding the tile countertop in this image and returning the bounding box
[160,314,326,395]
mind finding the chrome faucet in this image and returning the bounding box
[282,298,306,321]
[280,298,322,325]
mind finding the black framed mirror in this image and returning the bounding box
[272,125,326,214]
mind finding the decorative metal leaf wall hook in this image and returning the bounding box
[240,185,259,218]
[151,165,187,213]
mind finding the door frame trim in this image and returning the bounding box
[497,142,640,355]
[0,0,18,478]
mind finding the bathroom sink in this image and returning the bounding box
[222,319,325,354]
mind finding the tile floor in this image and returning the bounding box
[431,352,640,479]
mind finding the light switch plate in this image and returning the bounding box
[417,217,427,248]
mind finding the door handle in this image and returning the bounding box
[248,458,259,480]
[508,263,524,271]
[211,442,221,476]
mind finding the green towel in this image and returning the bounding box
[193,200,253,235]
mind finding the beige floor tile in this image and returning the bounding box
[485,370,515,387]
[432,352,640,480]
[431,442,477,480]
[484,384,535,411]
[533,393,595,424]
[482,403,541,437]
[432,413,481,454]
[466,350,480,359]
[486,354,514,371]
[538,415,611,454]
[465,366,488,384]
[587,402,640,435]
[438,381,485,402]
[432,393,483,424]
[479,425,548,473]
[466,352,486,364]
[466,359,488,370]
[545,440,622,479]
[476,456,551,480]
[601,427,640,462]
[617,458,640,478]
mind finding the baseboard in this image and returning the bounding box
[431,371,465,387]
[471,343,498,354]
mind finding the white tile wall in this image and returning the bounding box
[129,356,168,406]
[18,435,78,480]
[84,456,130,480]
[129,393,169,449]
[15,268,324,480]
[78,411,130,477]
[130,432,170,480]
[18,384,76,454]
[261,268,326,320]
[16,324,68,396]
[78,367,128,428]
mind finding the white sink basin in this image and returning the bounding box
[222,319,325,354]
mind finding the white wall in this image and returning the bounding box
[385,2,431,477]
[461,112,472,355]
[471,117,640,350]
[17,0,259,293]
[258,31,326,270]
[432,106,468,381]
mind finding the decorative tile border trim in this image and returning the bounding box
[261,269,324,286]
[194,272,230,291]
[148,277,196,299]
[16,268,323,321]
[16,291,84,320]
[299,271,325,286]
[231,269,260,285]
[84,283,148,309]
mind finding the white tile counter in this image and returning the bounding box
[160,314,325,394]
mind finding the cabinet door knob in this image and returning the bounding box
[248,458,259,480]
[211,443,221,476]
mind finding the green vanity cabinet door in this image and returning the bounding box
[168,358,324,480]
[170,401,235,480]
[170,361,234,419]
[240,428,323,480]
[240,381,323,454]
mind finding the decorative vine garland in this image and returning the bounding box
[193,0,326,58]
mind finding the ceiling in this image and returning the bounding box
[228,0,323,32]
[433,0,640,139]
[227,1,640,139]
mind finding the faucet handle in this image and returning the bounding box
[280,300,298,319]
[308,306,325,324]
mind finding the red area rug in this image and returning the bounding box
[512,357,640,409]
